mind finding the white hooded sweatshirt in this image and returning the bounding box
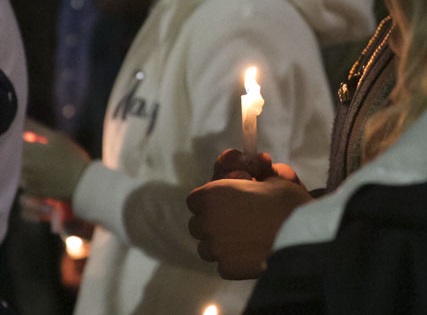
[0,0,27,244]
[73,0,374,314]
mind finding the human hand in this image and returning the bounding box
[18,193,93,237]
[187,176,313,280]
[212,149,303,184]
[21,119,90,200]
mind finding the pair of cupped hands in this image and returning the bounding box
[188,150,313,280]
[21,119,313,280]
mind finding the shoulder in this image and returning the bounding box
[186,0,315,45]
[183,0,320,70]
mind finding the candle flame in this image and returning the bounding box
[243,66,264,115]
[23,131,48,144]
[203,304,218,315]
[244,66,258,92]
[65,236,89,260]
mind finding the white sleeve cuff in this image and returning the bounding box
[72,161,137,243]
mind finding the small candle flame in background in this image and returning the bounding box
[23,131,48,144]
[202,304,218,315]
[65,236,90,260]
[241,66,265,157]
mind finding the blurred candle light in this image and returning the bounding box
[241,66,264,158]
[23,131,48,144]
[65,236,90,260]
[203,304,218,315]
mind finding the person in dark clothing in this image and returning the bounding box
[243,180,427,315]
[187,0,427,313]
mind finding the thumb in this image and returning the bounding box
[272,163,305,187]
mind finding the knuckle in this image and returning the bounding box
[197,241,216,262]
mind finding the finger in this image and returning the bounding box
[197,241,217,262]
[216,149,243,169]
[252,152,275,180]
[223,170,252,180]
[188,215,206,240]
[187,181,230,214]
[225,152,275,180]
[186,186,205,214]
[217,259,244,280]
[273,163,301,184]
[212,149,243,180]
[211,168,229,181]
[217,254,268,280]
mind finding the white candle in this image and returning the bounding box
[241,66,264,158]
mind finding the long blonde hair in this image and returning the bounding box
[362,0,427,162]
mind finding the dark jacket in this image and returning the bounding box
[243,16,427,315]
[244,182,427,315]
